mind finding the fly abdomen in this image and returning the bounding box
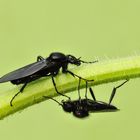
[11,74,41,85]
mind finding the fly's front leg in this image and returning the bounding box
[62,64,93,82]
[37,56,45,61]
[63,70,94,82]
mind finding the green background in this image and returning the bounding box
[0,0,140,140]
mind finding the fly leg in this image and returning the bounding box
[78,78,81,101]
[43,96,62,106]
[64,70,94,82]
[37,56,45,61]
[85,81,88,99]
[89,87,96,101]
[10,83,28,106]
[51,76,71,100]
[63,70,94,101]
[108,80,129,105]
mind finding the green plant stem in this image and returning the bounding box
[0,55,140,119]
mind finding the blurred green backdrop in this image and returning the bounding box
[0,0,140,140]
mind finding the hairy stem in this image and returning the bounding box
[0,55,140,119]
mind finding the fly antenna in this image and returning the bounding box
[80,59,98,64]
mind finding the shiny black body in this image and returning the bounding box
[45,80,128,118]
[62,99,117,113]
[0,52,81,84]
[61,90,118,118]
[0,52,97,106]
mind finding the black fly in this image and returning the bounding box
[0,52,97,106]
[45,80,128,118]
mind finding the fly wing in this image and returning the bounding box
[0,60,47,83]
